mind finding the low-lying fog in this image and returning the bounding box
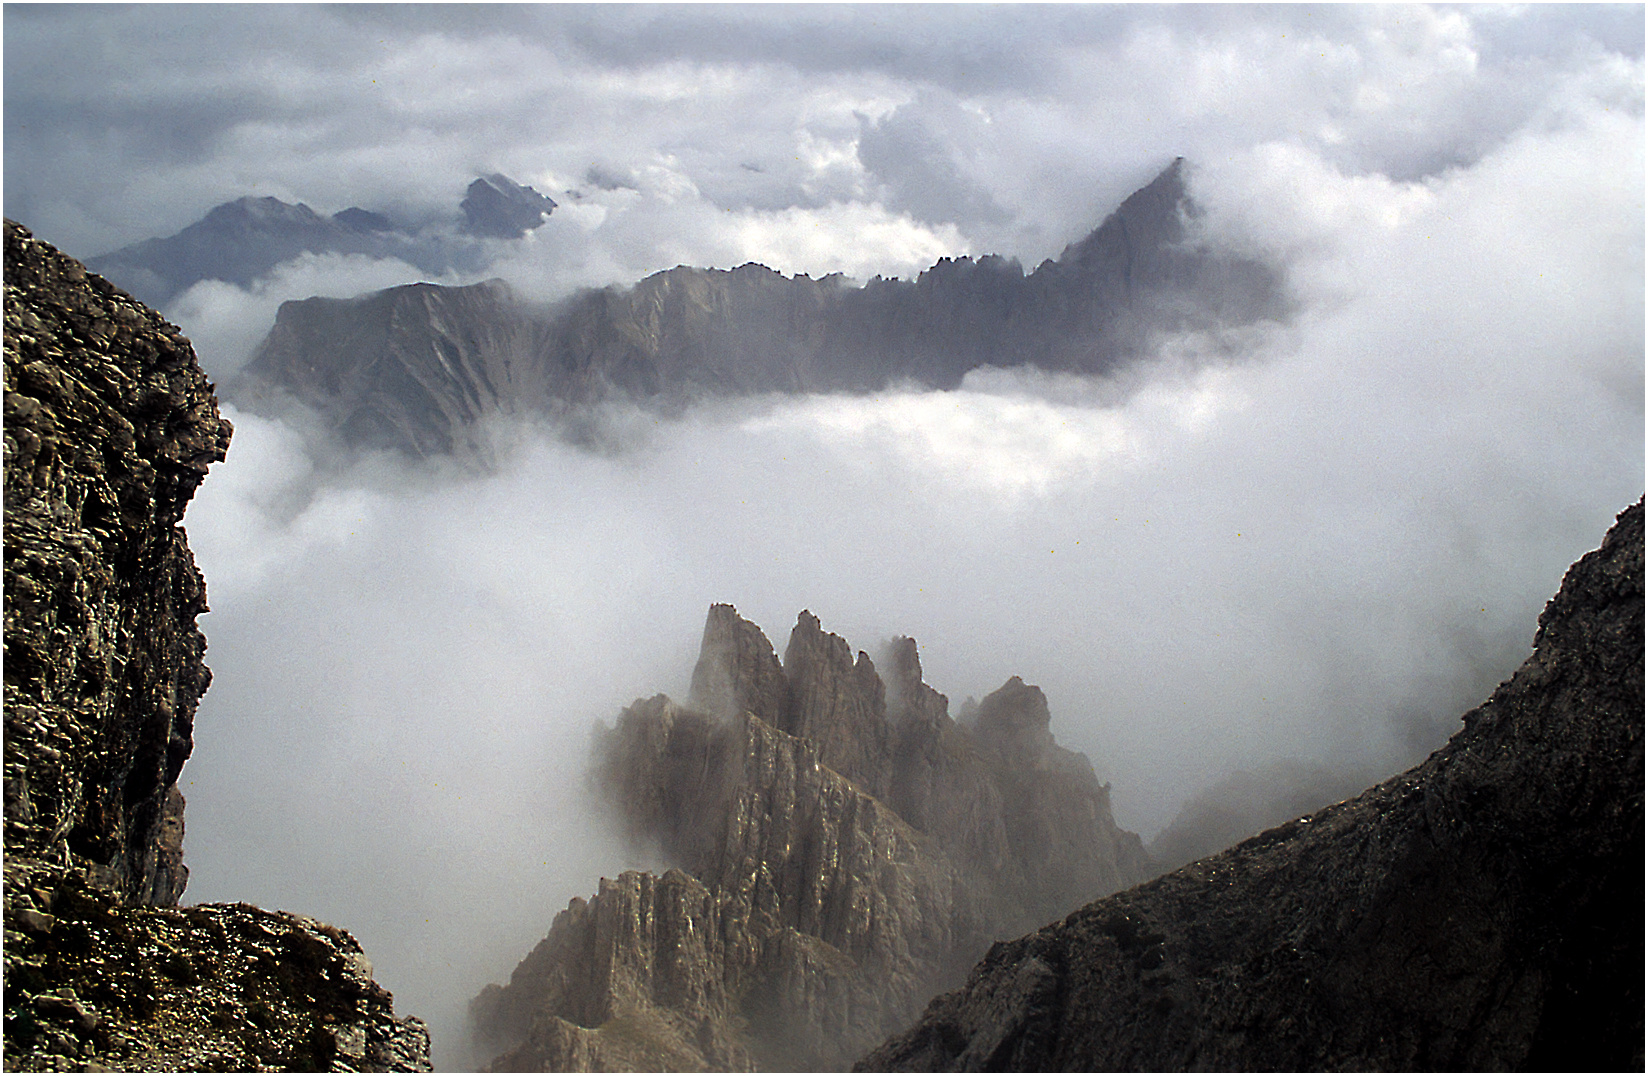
[175,95,1640,1074]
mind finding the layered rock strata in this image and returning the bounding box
[472,607,1153,1071]
[860,499,1645,1072]
[3,219,431,1071]
[234,159,1289,458]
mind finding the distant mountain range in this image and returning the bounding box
[227,159,1291,458]
[86,173,556,309]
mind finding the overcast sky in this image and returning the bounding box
[5,5,1644,1068]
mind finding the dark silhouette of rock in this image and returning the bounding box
[859,499,1644,1072]
[461,174,558,239]
[471,606,1153,1071]
[232,158,1291,458]
[3,219,431,1071]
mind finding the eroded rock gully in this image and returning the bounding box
[3,219,431,1072]
[471,607,1152,1070]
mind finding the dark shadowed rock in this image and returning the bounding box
[3,220,431,1072]
[859,499,1644,1072]
[471,606,1154,1071]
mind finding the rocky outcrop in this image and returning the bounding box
[471,607,1152,1071]
[5,217,230,907]
[5,875,432,1072]
[3,219,431,1072]
[233,159,1291,458]
[860,499,1645,1072]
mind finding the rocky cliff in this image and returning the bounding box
[233,158,1289,458]
[470,607,1153,1071]
[3,219,432,1071]
[860,499,1644,1072]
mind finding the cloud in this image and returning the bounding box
[7,6,1638,268]
[176,54,1642,1062]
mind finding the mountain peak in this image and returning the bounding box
[460,173,557,238]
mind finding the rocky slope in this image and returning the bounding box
[470,607,1153,1071]
[232,158,1289,458]
[3,219,431,1071]
[860,498,1644,1072]
[85,173,557,309]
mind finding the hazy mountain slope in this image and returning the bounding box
[469,607,1153,1071]
[860,499,1644,1072]
[231,158,1289,457]
[2,219,432,1071]
[84,173,558,309]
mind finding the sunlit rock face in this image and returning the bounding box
[2,220,431,1072]
[232,158,1290,459]
[860,500,1644,1073]
[470,606,1153,1071]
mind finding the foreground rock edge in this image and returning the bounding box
[4,218,432,1072]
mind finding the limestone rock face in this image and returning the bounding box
[233,159,1290,458]
[859,499,1645,1072]
[471,605,1153,1071]
[3,220,431,1072]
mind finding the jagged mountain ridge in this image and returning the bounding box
[231,158,1289,458]
[860,499,1645,1072]
[84,173,558,309]
[3,219,432,1071]
[469,606,1152,1071]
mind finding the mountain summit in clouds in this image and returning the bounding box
[470,606,1152,1071]
[460,174,558,239]
[228,159,1288,458]
[85,174,558,309]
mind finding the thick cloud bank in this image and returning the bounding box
[7,5,1643,386]
[179,80,1641,1063]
